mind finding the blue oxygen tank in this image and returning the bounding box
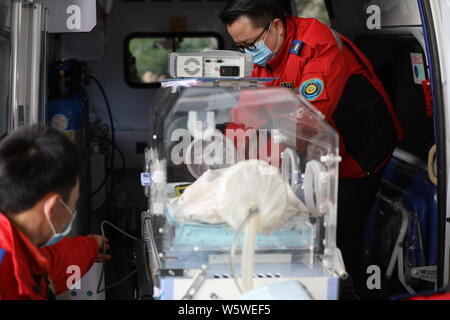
[47,97,83,140]
[47,60,86,143]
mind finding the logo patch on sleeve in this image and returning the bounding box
[300,78,324,101]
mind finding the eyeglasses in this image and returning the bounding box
[232,22,271,53]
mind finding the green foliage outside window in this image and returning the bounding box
[128,36,219,84]
[294,0,331,26]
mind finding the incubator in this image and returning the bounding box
[141,76,346,300]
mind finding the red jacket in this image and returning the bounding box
[0,213,99,300]
[409,292,450,300]
[253,16,403,178]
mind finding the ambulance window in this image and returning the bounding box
[125,33,223,88]
[292,0,331,26]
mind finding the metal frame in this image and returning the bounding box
[10,0,22,131]
[420,0,449,289]
[9,0,46,132]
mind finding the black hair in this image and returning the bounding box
[219,0,287,28]
[0,125,81,214]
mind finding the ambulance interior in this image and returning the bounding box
[0,0,443,300]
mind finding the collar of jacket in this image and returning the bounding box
[266,15,299,71]
[0,212,49,298]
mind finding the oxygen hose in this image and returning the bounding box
[241,208,259,293]
[88,75,116,196]
[97,220,138,294]
[230,208,259,294]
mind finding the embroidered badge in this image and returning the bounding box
[0,248,5,265]
[300,78,324,101]
[280,82,294,89]
[290,40,303,56]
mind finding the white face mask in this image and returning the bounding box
[41,199,77,247]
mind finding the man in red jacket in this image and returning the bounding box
[0,125,111,300]
[220,0,403,298]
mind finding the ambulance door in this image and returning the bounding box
[419,0,450,289]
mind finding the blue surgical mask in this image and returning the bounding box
[245,23,280,67]
[41,199,77,247]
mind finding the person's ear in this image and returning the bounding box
[43,193,60,222]
[273,18,285,37]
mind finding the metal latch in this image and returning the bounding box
[410,265,437,283]
[159,269,185,277]
[181,268,208,300]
